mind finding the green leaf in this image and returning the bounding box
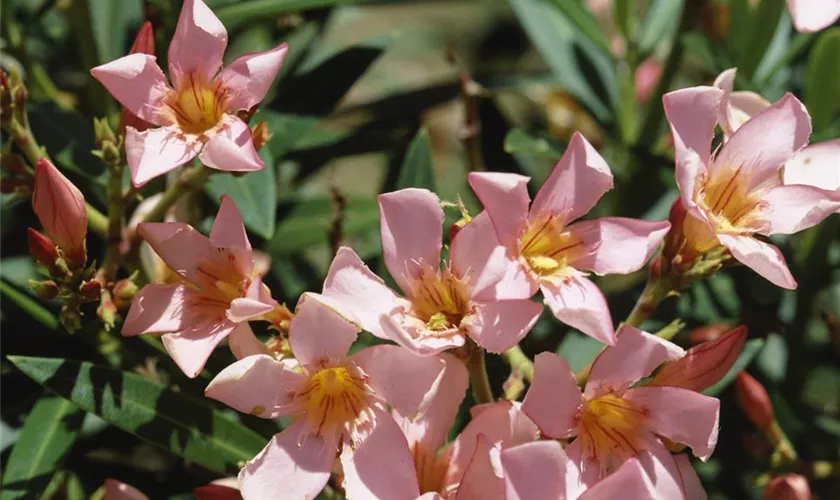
[545,0,612,55]
[258,111,321,160]
[739,0,785,79]
[504,129,563,159]
[806,28,840,133]
[0,279,58,330]
[397,129,436,191]
[704,338,765,396]
[88,0,142,64]
[638,0,683,57]
[217,0,376,30]
[7,356,267,475]
[1,396,85,500]
[205,149,278,239]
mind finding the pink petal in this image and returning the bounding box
[162,321,236,378]
[210,195,250,249]
[784,139,840,193]
[579,458,658,500]
[468,172,531,250]
[787,0,840,32]
[564,439,600,492]
[530,132,614,222]
[501,440,569,500]
[122,283,188,336]
[761,184,840,235]
[625,386,720,460]
[227,297,274,323]
[673,454,706,500]
[586,325,685,395]
[455,435,504,500]
[450,211,508,301]
[289,292,360,366]
[90,54,169,125]
[219,43,289,112]
[104,479,149,500]
[466,300,543,353]
[238,422,334,500]
[521,352,583,439]
[714,68,770,137]
[717,234,797,289]
[340,407,420,500]
[125,126,201,187]
[228,322,267,358]
[638,442,688,500]
[489,253,540,300]
[649,326,747,392]
[205,354,302,418]
[716,93,811,190]
[137,222,214,285]
[541,276,616,345]
[567,217,670,275]
[168,0,228,82]
[378,189,444,295]
[322,247,404,339]
[199,116,264,173]
[351,345,448,417]
[379,314,466,356]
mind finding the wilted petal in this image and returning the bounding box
[760,184,840,235]
[137,222,214,285]
[541,276,616,346]
[238,422,334,500]
[205,354,302,418]
[90,54,169,125]
[220,43,289,111]
[122,283,188,336]
[228,322,267,358]
[450,211,508,301]
[378,189,444,294]
[501,441,569,500]
[717,234,797,289]
[522,352,583,439]
[125,126,201,187]
[200,116,263,173]
[466,300,543,353]
[579,458,657,500]
[586,325,685,395]
[567,217,670,275]
[210,195,250,249]
[289,293,359,366]
[626,386,720,460]
[168,0,228,81]
[530,132,614,222]
[787,0,840,32]
[163,321,236,378]
[649,326,747,392]
[468,172,531,250]
[340,408,420,500]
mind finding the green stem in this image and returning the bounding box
[466,344,493,404]
[501,344,534,401]
[624,271,678,328]
[102,162,124,280]
[137,164,211,229]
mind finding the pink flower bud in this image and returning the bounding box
[649,325,747,392]
[32,159,87,268]
[193,484,242,500]
[735,371,775,434]
[763,474,812,500]
[120,22,156,135]
[27,228,60,275]
[635,58,662,103]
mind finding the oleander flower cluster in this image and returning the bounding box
[6,0,840,499]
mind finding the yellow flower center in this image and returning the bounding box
[167,74,226,135]
[518,215,583,277]
[699,167,763,234]
[294,365,370,439]
[192,249,250,305]
[409,267,471,331]
[579,393,648,463]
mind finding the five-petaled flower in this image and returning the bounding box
[122,196,275,377]
[323,188,544,356]
[468,133,671,345]
[90,0,288,186]
[663,87,840,289]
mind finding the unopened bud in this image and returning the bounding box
[93,117,117,149]
[193,484,241,500]
[688,323,733,345]
[735,371,776,435]
[79,280,102,302]
[32,159,88,268]
[763,474,812,500]
[650,326,747,392]
[251,119,272,151]
[97,294,118,330]
[60,303,82,333]
[112,277,139,310]
[27,228,61,275]
[28,279,59,300]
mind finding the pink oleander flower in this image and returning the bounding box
[501,441,658,500]
[205,293,455,499]
[664,87,840,289]
[322,188,543,356]
[787,0,840,32]
[122,196,275,377]
[120,21,156,135]
[90,0,288,186]
[764,474,812,500]
[468,133,670,345]
[31,158,87,269]
[521,326,719,499]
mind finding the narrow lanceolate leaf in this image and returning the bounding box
[1,396,85,500]
[397,129,437,191]
[703,338,765,396]
[739,0,785,79]
[206,149,277,239]
[7,356,267,475]
[806,28,840,133]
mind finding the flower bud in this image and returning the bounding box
[635,58,662,103]
[193,484,242,500]
[650,326,747,392]
[251,119,272,151]
[113,277,139,310]
[93,117,118,149]
[97,294,118,330]
[735,371,775,434]
[32,159,87,268]
[79,280,102,302]
[688,322,733,345]
[27,228,61,275]
[763,474,812,500]
[28,279,59,300]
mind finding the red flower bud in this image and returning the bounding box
[119,22,156,135]
[32,159,87,268]
[763,474,812,500]
[650,325,747,392]
[193,484,242,500]
[735,371,775,434]
[27,228,60,274]
[79,280,102,302]
[688,322,734,345]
